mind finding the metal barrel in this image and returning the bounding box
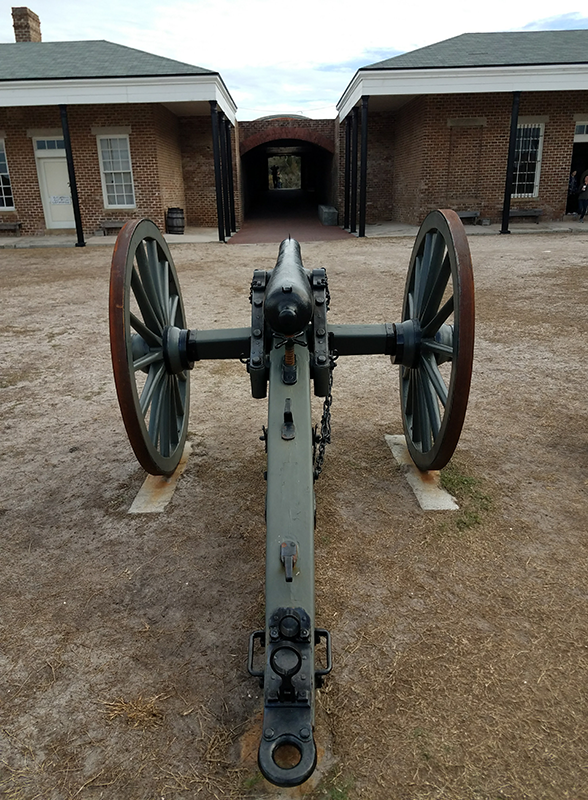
[264,239,313,336]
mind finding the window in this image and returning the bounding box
[0,140,14,209]
[513,123,544,198]
[36,138,65,151]
[97,135,136,207]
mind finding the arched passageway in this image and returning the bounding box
[240,138,336,220]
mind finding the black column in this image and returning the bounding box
[218,114,231,238]
[209,101,225,243]
[344,116,351,229]
[358,95,369,238]
[350,106,359,234]
[500,91,521,235]
[59,104,85,247]
[225,118,236,233]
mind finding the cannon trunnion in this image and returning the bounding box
[109,211,475,786]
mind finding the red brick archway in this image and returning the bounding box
[239,126,335,155]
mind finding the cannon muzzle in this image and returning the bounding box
[264,239,313,336]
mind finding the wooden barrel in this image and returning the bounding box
[166,207,185,234]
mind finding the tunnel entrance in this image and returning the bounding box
[241,139,335,220]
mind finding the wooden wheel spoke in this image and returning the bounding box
[162,262,171,326]
[171,375,185,417]
[420,254,451,329]
[130,312,162,347]
[422,339,453,358]
[135,241,165,327]
[140,362,166,416]
[169,294,179,327]
[420,353,448,407]
[131,267,163,335]
[421,295,454,339]
[133,350,163,372]
[417,232,447,320]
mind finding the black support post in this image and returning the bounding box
[500,91,521,235]
[209,100,226,243]
[58,104,85,247]
[225,118,236,233]
[344,116,351,229]
[358,95,369,238]
[350,106,359,234]
[218,114,231,239]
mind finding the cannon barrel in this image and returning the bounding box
[264,239,314,336]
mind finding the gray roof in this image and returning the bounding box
[363,31,588,70]
[0,40,216,81]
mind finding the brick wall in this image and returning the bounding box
[0,103,189,235]
[152,105,186,223]
[239,116,336,155]
[339,90,588,225]
[178,116,217,227]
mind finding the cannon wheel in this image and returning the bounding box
[109,219,190,476]
[399,209,475,471]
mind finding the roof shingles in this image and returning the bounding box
[0,40,215,80]
[363,31,588,70]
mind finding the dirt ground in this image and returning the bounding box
[1,230,587,800]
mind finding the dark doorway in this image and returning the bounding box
[241,139,334,219]
[268,155,301,189]
[568,143,588,213]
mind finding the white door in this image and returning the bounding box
[35,141,75,229]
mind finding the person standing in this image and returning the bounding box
[578,175,588,221]
[567,170,579,214]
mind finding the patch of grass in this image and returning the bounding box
[439,460,493,531]
[101,694,168,729]
[242,771,263,791]
[312,771,355,800]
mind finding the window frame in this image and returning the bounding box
[512,122,545,199]
[0,138,15,210]
[96,134,136,209]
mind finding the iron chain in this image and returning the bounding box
[313,354,336,481]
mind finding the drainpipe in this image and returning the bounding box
[225,118,236,233]
[350,106,359,233]
[210,101,226,242]
[59,104,85,247]
[219,114,232,238]
[344,115,351,229]
[358,95,369,238]
[500,91,521,235]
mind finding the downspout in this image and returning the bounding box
[59,104,85,247]
[358,95,369,238]
[500,91,521,235]
[209,101,226,243]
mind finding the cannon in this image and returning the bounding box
[108,210,475,787]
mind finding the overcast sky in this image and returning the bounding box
[2,0,588,119]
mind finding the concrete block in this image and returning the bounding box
[318,205,338,226]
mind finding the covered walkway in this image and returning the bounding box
[228,189,352,244]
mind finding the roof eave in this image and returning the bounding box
[337,63,588,121]
[0,72,237,123]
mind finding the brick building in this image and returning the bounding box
[0,7,238,242]
[238,115,338,215]
[3,15,588,239]
[337,31,588,230]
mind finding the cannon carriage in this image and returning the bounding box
[109,210,475,787]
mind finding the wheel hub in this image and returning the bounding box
[392,319,421,368]
[162,326,193,374]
